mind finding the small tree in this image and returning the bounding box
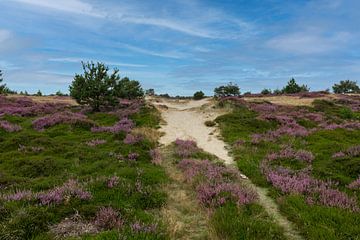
[145,88,155,96]
[193,91,205,100]
[332,80,360,94]
[35,90,42,96]
[261,88,272,95]
[70,62,143,111]
[282,78,309,94]
[0,70,6,94]
[55,90,66,96]
[214,82,240,97]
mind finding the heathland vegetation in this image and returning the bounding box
[0,63,359,239]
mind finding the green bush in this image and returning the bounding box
[214,82,240,97]
[69,62,144,111]
[261,89,272,95]
[281,78,309,94]
[193,91,205,100]
[332,80,360,94]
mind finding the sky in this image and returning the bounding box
[0,0,359,95]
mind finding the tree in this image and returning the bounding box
[281,78,309,94]
[55,90,66,96]
[193,91,205,100]
[0,70,6,94]
[261,88,272,95]
[36,90,42,96]
[214,82,240,97]
[145,88,155,96]
[273,89,282,95]
[69,62,144,111]
[332,80,360,94]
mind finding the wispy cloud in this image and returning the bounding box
[48,57,148,68]
[12,0,105,17]
[118,43,189,59]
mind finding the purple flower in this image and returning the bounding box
[130,221,158,234]
[348,176,360,190]
[86,139,106,147]
[128,153,139,161]
[0,120,22,132]
[107,176,119,188]
[94,207,124,230]
[174,139,199,157]
[149,149,162,165]
[123,133,142,144]
[3,190,33,201]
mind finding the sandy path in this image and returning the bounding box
[149,97,303,240]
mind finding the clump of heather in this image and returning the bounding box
[261,158,359,212]
[174,139,199,158]
[91,118,134,133]
[127,152,139,161]
[266,146,314,163]
[123,133,142,144]
[0,120,22,132]
[107,176,120,188]
[178,158,257,208]
[37,179,91,205]
[111,99,143,118]
[149,148,162,165]
[332,145,360,159]
[18,144,45,153]
[197,182,257,208]
[0,96,68,117]
[233,139,245,147]
[348,176,360,190]
[130,221,158,234]
[32,111,94,131]
[94,207,124,230]
[86,139,106,147]
[2,190,33,201]
[332,151,346,159]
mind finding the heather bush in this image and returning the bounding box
[86,139,106,147]
[174,139,199,158]
[123,133,143,144]
[32,111,94,131]
[0,120,22,132]
[91,117,134,133]
[94,207,124,230]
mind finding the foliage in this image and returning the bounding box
[36,90,43,96]
[261,88,272,95]
[0,69,5,94]
[332,80,360,94]
[193,91,205,100]
[69,62,144,111]
[281,78,309,94]
[145,88,155,96]
[214,82,240,97]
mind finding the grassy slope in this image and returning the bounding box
[0,105,169,239]
[216,100,360,240]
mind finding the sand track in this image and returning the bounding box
[149,97,303,240]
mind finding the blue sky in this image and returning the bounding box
[0,0,359,95]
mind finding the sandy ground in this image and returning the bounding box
[150,96,303,240]
[149,97,234,165]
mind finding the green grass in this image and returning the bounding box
[0,106,169,239]
[215,100,360,239]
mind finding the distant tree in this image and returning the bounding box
[193,91,205,100]
[145,88,155,96]
[69,62,144,111]
[261,88,272,95]
[24,90,29,96]
[0,70,6,94]
[55,90,65,96]
[243,91,252,96]
[281,78,309,94]
[273,89,282,95]
[332,80,360,94]
[35,90,42,96]
[214,82,240,97]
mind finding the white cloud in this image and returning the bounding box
[48,57,148,68]
[0,29,11,43]
[267,31,351,54]
[12,0,105,17]
[118,43,188,59]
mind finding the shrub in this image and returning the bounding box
[261,89,272,95]
[35,90,43,96]
[332,80,360,94]
[205,120,216,127]
[214,82,240,97]
[281,78,309,94]
[193,91,205,100]
[69,62,143,111]
[0,69,5,94]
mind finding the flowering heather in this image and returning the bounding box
[348,176,360,190]
[86,139,106,147]
[91,118,134,133]
[266,147,314,163]
[346,145,360,157]
[111,99,143,118]
[37,179,91,205]
[2,190,33,201]
[197,182,257,208]
[123,133,143,144]
[32,111,94,131]
[18,144,45,153]
[332,151,346,159]
[130,221,158,234]
[128,152,140,161]
[174,139,199,158]
[0,120,22,132]
[149,148,162,165]
[261,161,359,212]
[0,96,68,117]
[94,207,124,230]
[107,176,120,188]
